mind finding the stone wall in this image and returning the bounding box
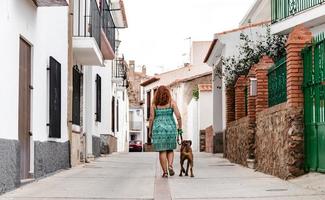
[225,116,250,166]
[92,135,101,158]
[34,141,70,179]
[100,134,117,154]
[255,103,304,179]
[0,139,20,194]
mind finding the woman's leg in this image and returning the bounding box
[159,151,168,176]
[166,150,174,168]
[166,150,175,176]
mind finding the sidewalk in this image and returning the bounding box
[0,152,325,200]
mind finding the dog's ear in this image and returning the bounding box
[188,140,192,146]
[181,140,186,145]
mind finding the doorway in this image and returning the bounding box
[18,38,32,179]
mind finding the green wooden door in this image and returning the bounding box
[303,34,325,172]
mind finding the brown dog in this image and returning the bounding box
[179,140,194,177]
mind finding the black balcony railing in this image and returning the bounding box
[113,57,127,79]
[90,0,101,46]
[74,0,116,51]
[102,0,116,52]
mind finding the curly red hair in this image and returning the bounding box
[153,85,172,106]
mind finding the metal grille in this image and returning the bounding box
[302,33,325,172]
[102,0,116,52]
[272,0,325,23]
[268,56,287,107]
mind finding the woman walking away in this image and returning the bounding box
[149,85,182,178]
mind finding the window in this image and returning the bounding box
[72,66,82,125]
[49,57,61,138]
[111,96,115,132]
[95,74,101,122]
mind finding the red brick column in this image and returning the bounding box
[286,25,312,108]
[255,56,274,113]
[235,76,247,120]
[226,86,235,124]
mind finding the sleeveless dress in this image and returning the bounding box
[152,107,177,152]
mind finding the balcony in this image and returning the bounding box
[73,0,102,66]
[113,57,128,89]
[32,0,68,6]
[271,0,325,34]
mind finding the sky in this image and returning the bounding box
[118,0,255,75]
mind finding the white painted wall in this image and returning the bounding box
[0,0,69,143]
[187,99,199,152]
[84,61,113,155]
[190,41,211,66]
[198,91,213,130]
[240,0,271,26]
[116,89,129,152]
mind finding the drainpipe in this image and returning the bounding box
[67,0,74,167]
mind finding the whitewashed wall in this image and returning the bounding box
[0,0,68,143]
[187,99,199,152]
[84,61,113,155]
[117,89,129,152]
[198,91,213,130]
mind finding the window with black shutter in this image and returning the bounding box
[111,96,115,132]
[72,66,82,125]
[116,99,119,132]
[95,74,101,122]
[49,57,61,138]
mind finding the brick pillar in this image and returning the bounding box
[235,76,246,120]
[255,56,274,113]
[226,86,235,124]
[286,25,312,108]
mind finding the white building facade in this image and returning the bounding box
[0,0,69,193]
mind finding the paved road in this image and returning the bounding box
[1,152,325,200]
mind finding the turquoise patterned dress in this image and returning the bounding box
[152,108,177,152]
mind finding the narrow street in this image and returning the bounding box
[1,153,325,200]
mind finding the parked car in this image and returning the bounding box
[129,140,142,152]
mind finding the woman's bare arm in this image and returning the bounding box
[148,104,155,138]
[172,100,182,129]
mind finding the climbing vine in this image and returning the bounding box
[214,25,288,87]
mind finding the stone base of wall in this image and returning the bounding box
[256,103,304,179]
[100,134,117,154]
[0,139,20,194]
[92,135,101,158]
[226,116,251,166]
[34,141,70,179]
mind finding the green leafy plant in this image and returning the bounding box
[215,25,287,87]
[192,86,199,101]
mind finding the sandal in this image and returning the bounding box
[168,167,175,176]
[162,172,168,178]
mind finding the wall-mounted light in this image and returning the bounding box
[115,39,121,51]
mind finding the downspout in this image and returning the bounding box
[67,0,74,168]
